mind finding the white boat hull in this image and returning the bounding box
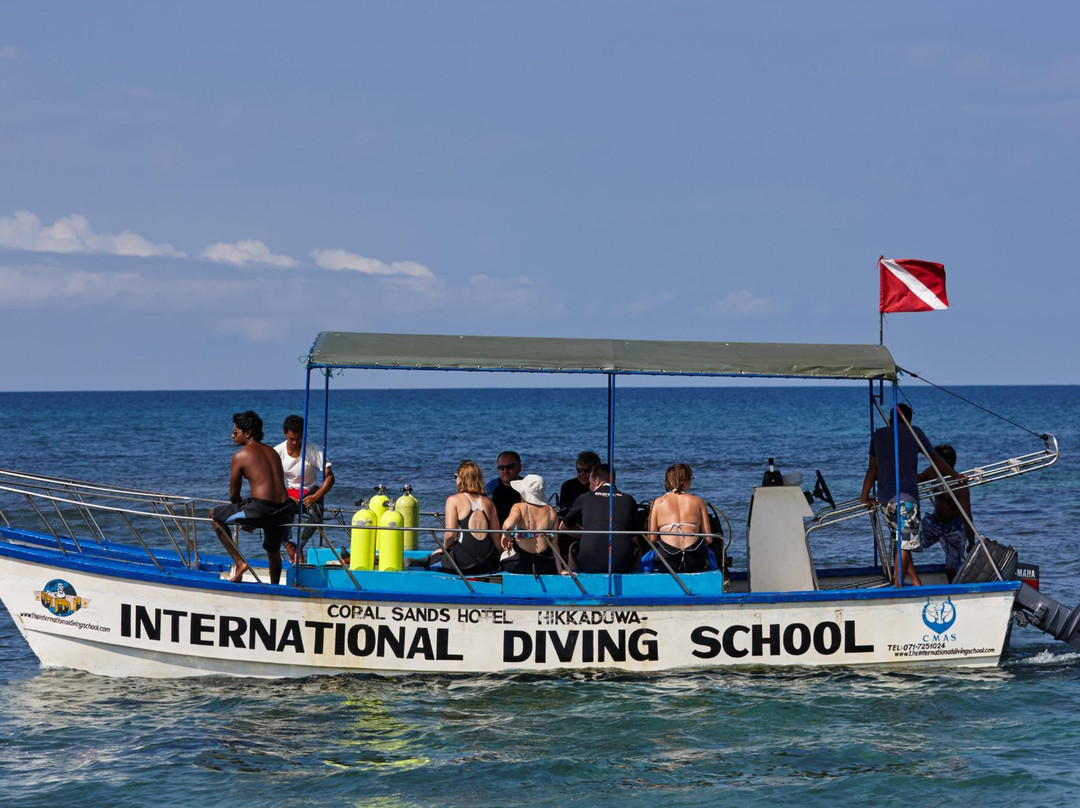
[0,553,1016,677]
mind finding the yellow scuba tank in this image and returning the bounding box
[395,484,419,550]
[349,499,378,571]
[377,507,405,572]
[368,485,391,519]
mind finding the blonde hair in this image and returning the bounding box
[456,460,485,495]
[664,463,692,492]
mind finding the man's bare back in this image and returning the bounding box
[933,473,970,524]
[212,411,295,584]
[231,441,288,503]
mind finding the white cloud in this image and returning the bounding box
[312,248,436,279]
[711,290,777,316]
[0,266,144,305]
[627,291,674,314]
[118,83,155,101]
[0,261,278,313]
[0,46,18,60]
[903,42,1080,94]
[470,273,534,286]
[465,273,563,315]
[0,210,183,257]
[202,239,297,268]
[216,316,278,342]
[467,273,535,307]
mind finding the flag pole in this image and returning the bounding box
[878,255,884,346]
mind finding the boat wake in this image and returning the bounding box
[1012,648,1080,666]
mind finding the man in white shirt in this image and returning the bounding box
[274,414,335,562]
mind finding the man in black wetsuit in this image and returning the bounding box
[558,464,639,574]
[558,450,600,518]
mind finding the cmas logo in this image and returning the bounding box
[35,579,90,617]
[922,597,956,634]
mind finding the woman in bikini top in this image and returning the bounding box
[434,459,500,573]
[501,474,559,551]
[647,463,712,552]
[499,474,561,575]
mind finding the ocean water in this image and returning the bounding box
[1,383,1079,807]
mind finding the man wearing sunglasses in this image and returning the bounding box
[559,450,600,518]
[485,450,523,524]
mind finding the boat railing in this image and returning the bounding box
[0,469,724,596]
[0,468,211,567]
[806,433,1059,533]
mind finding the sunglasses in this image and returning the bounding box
[497,464,518,471]
[576,466,591,474]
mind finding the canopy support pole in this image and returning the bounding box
[295,365,313,583]
[606,373,615,595]
[891,383,903,586]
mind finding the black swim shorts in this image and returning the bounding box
[211,497,297,552]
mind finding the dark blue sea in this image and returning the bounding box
[1,384,1079,807]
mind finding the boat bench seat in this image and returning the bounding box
[292,561,725,597]
[304,547,430,566]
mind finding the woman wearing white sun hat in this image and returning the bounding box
[499,474,561,575]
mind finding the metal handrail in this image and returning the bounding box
[1,472,727,596]
[0,467,196,502]
[806,433,1059,531]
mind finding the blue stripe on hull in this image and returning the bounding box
[0,535,1021,609]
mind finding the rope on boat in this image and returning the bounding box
[897,367,1049,440]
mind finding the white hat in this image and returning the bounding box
[510,474,546,506]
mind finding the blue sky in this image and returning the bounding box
[2,2,1078,390]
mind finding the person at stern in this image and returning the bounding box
[860,403,954,587]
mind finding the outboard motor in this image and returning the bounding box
[959,538,1080,653]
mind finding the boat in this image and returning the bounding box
[1,331,1077,678]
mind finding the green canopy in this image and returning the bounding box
[307,332,896,381]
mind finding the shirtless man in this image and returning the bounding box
[209,411,297,584]
[918,444,975,582]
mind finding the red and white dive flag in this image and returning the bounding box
[879,258,948,313]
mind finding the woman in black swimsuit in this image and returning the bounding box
[428,460,501,574]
